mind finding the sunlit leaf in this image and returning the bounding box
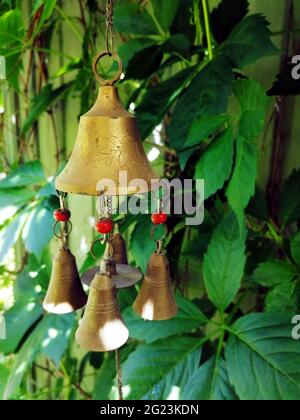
[0,298,43,354]
[3,313,75,399]
[0,161,46,189]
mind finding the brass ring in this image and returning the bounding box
[92,50,123,86]
[90,238,114,260]
[151,224,168,243]
[53,220,72,240]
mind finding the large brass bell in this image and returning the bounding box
[55,83,157,196]
[133,252,178,321]
[75,273,129,352]
[81,237,142,289]
[43,247,87,314]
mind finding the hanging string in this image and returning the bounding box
[115,348,123,400]
[106,0,115,55]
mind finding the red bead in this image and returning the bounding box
[54,208,71,222]
[151,212,167,225]
[96,218,113,234]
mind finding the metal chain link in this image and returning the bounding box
[106,0,115,55]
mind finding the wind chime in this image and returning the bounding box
[43,0,177,370]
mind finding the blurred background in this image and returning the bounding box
[0,0,300,401]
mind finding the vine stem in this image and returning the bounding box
[201,0,213,61]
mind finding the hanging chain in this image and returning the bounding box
[115,349,124,401]
[105,0,115,55]
[151,188,168,254]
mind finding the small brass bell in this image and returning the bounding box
[75,273,129,352]
[133,252,178,321]
[43,247,87,314]
[55,85,157,196]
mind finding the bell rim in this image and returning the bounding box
[55,179,159,196]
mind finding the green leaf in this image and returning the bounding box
[122,336,201,400]
[163,34,191,57]
[227,80,269,227]
[0,10,24,47]
[22,199,56,258]
[222,14,278,68]
[246,186,268,221]
[234,79,271,139]
[14,253,50,299]
[226,313,300,400]
[0,208,29,264]
[114,3,157,35]
[123,294,207,344]
[118,39,155,69]
[32,0,57,29]
[203,212,246,312]
[227,135,257,228]
[136,67,194,140]
[151,0,180,31]
[168,55,235,152]
[211,0,249,44]
[143,348,201,400]
[182,356,237,400]
[184,114,229,149]
[0,161,46,189]
[0,365,9,400]
[268,63,300,96]
[53,58,82,78]
[0,188,36,208]
[252,260,296,288]
[41,313,75,365]
[0,298,43,354]
[227,136,256,213]
[126,45,163,80]
[265,282,298,314]
[279,169,300,226]
[0,10,24,88]
[22,82,73,136]
[3,313,75,399]
[291,233,300,266]
[195,128,234,199]
[130,217,156,272]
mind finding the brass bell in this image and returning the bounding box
[43,247,87,314]
[55,85,157,196]
[133,252,178,321]
[75,273,129,352]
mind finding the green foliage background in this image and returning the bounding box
[0,0,300,400]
